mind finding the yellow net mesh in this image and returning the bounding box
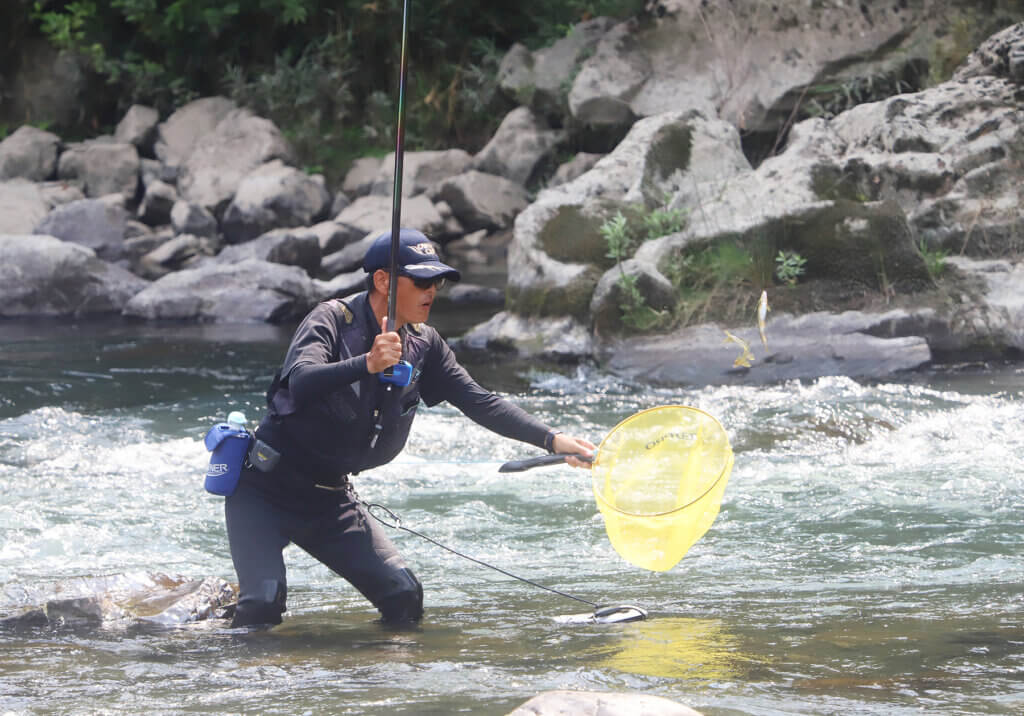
[591,405,733,572]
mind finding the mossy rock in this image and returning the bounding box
[506,266,602,318]
[537,199,646,269]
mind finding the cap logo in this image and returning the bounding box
[408,242,437,257]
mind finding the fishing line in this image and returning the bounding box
[364,502,597,608]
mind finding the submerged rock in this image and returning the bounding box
[0,572,237,630]
[508,690,702,716]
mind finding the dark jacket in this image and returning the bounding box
[255,292,551,483]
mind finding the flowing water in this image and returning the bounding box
[1,317,1023,715]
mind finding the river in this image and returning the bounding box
[1,316,1022,715]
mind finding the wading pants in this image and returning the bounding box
[224,469,423,628]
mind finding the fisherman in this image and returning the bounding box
[224,228,595,628]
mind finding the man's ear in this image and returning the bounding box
[373,269,390,294]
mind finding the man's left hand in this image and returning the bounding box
[552,434,597,469]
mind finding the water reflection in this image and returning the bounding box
[593,616,751,682]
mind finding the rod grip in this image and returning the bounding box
[498,453,594,473]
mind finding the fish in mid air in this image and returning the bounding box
[757,290,769,349]
[722,330,754,368]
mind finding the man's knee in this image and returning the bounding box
[376,568,423,624]
[231,579,287,628]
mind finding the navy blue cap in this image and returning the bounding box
[362,228,461,282]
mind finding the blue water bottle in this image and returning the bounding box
[203,411,251,496]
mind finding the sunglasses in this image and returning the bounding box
[408,276,448,291]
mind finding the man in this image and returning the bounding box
[225,228,595,628]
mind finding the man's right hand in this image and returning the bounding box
[366,318,403,374]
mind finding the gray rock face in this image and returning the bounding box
[954,22,1024,82]
[563,0,958,134]
[0,234,147,317]
[498,17,617,120]
[0,126,61,181]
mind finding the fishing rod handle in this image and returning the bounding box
[498,453,594,473]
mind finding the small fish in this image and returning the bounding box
[757,290,770,349]
[722,330,754,368]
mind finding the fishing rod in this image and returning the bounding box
[380,0,414,388]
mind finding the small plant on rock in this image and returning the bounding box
[775,250,807,286]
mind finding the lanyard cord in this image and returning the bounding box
[364,502,599,609]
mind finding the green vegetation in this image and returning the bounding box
[598,202,688,331]
[918,238,948,280]
[774,250,807,286]
[599,210,667,331]
[21,0,644,183]
[598,201,817,332]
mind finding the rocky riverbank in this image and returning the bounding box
[1,13,1022,387]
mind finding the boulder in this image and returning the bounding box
[39,181,86,208]
[953,22,1024,83]
[215,227,322,274]
[154,96,237,170]
[457,311,594,361]
[170,200,218,238]
[474,107,566,185]
[333,194,447,240]
[34,197,129,262]
[123,258,316,323]
[137,234,216,279]
[0,125,61,181]
[57,139,140,199]
[0,180,51,234]
[220,160,330,243]
[568,21,647,130]
[0,234,147,317]
[137,179,179,226]
[369,149,474,197]
[312,269,367,301]
[549,152,604,187]
[342,156,383,197]
[320,231,380,277]
[943,257,1024,355]
[306,220,356,255]
[114,105,160,156]
[178,110,296,215]
[429,170,529,232]
[600,310,933,386]
[507,690,702,716]
[507,111,743,321]
[0,572,236,630]
[497,17,617,121]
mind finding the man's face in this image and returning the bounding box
[375,270,442,326]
